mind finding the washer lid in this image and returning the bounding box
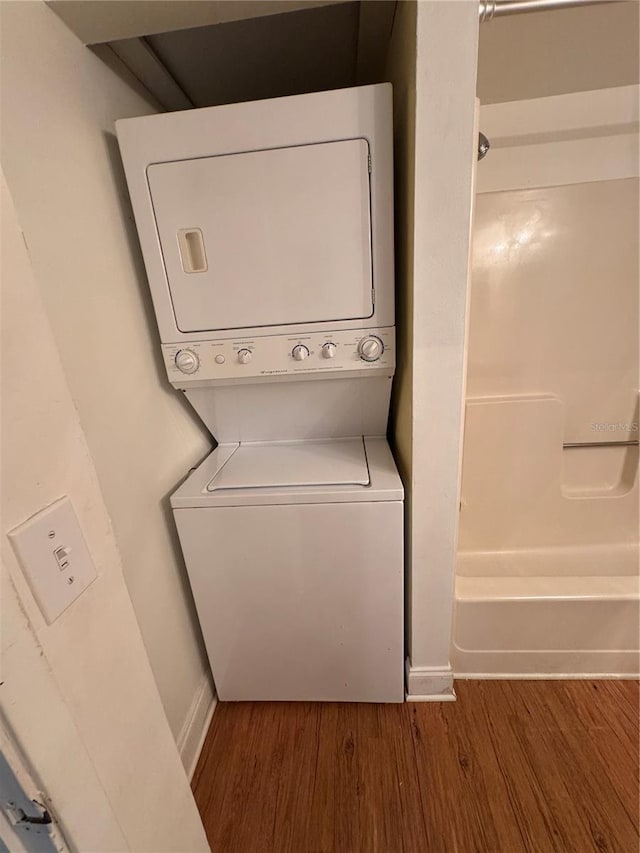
[206,438,370,492]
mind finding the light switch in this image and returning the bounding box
[8,497,97,624]
[54,545,72,569]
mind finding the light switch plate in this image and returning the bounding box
[8,496,97,624]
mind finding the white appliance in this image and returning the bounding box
[116,83,404,702]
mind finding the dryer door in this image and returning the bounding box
[147,138,373,333]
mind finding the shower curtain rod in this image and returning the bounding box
[479,0,624,22]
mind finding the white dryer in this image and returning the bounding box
[117,83,404,702]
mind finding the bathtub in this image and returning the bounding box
[452,396,639,677]
[454,88,639,678]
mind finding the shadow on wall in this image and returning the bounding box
[102,129,213,670]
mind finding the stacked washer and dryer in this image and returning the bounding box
[117,83,404,702]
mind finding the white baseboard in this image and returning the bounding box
[177,671,217,780]
[455,672,640,680]
[405,659,456,702]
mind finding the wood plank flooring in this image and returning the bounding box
[192,680,639,853]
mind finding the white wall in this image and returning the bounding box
[0,0,213,747]
[394,1,479,699]
[477,1,639,104]
[385,0,415,665]
[1,172,209,851]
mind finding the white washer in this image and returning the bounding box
[116,83,404,702]
[172,438,403,701]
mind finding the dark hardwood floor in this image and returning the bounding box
[192,680,639,853]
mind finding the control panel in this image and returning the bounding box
[163,328,395,385]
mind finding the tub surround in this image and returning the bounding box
[454,86,639,678]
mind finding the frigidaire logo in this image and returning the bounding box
[590,422,639,432]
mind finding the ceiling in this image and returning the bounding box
[48,1,348,43]
[147,2,361,108]
[50,0,396,112]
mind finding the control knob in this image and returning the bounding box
[237,348,252,364]
[358,336,384,362]
[174,349,200,374]
[321,343,337,359]
[292,345,310,362]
